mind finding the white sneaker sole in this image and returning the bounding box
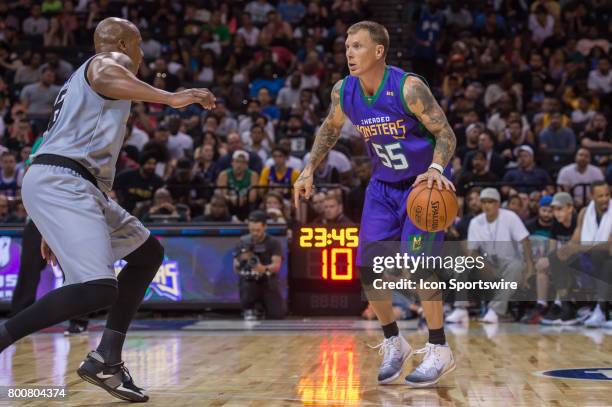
[378,348,414,385]
[405,361,457,388]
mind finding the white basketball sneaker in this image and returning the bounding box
[405,343,456,387]
[445,308,469,324]
[479,308,499,324]
[584,305,606,328]
[372,335,413,384]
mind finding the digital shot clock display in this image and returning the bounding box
[290,226,364,316]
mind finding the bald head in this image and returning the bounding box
[94,18,138,50]
[94,18,143,71]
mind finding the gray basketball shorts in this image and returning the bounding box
[21,164,151,285]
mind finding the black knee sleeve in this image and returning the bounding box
[124,235,165,271]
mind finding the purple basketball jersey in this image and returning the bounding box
[340,65,436,183]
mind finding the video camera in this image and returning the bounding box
[234,241,271,280]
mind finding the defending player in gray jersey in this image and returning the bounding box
[0,17,215,403]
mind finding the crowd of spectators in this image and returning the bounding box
[0,0,609,232]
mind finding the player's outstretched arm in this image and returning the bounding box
[88,52,216,109]
[403,76,457,191]
[294,80,345,208]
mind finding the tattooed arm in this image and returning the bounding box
[403,75,457,190]
[294,80,346,207]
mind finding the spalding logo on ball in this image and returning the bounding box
[407,182,458,232]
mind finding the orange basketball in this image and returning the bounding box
[407,182,458,232]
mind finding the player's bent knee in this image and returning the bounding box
[126,235,165,269]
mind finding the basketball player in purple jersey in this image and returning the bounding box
[294,21,456,387]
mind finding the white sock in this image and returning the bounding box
[537,300,547,307]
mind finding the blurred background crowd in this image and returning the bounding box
[0,0,609,232]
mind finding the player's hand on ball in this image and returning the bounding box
[169,88,216,109]
[40,238,57,266]
[413,168,456,191]
[293,169,314,208]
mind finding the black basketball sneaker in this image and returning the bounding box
[77,350,149,402]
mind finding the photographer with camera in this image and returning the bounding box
[234,210,285,321]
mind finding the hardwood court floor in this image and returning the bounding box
[0,320,611,406]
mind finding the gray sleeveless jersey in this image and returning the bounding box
[34,55,131,191]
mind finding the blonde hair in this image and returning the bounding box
[347,21,389,57]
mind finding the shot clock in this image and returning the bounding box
[290,226,365,315]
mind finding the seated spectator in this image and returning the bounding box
[257,87,280,123]
[195,131,225,161]
[264,138,304,171]
[498,119,536,169]
[215,132,264,174]
[145,57,180,91]
[0,195,21,223]
[290,87,320,126]
[580,113,611,149]
[278,0,306,24]
[15,145,31,174]
[166,158,207,215]
[456,123,482,164]
[262,191,289,224]
[193,143,218,188]
[278,113,313,157]
[571,97,596,130]
[115,153,165,214]
[557,148,604,198]
[193,195,238,222]
[245,0,275,26]
[237,12,260,47]
[528,5,555,46]
[217,150,259,220]
[238,99,276,139]
[463,130,506,178]
[259,147,299,199]
[456,151,500,196]
[538,111,576,154]
[0,151,23,198]
[39,51,74,84]
[276,73,301,114]
[19,67,60,129]
[167,116,194,159]
[207,98,238,138]
[14,52,42,86]
[486,93,516,136]
[587,57,611,96]
[124,112,150,153]
[141,188,189,223]
[303,191,327,223]
[313,194,354,226]
[22,4,48,41]
[244,124,272,163]
[526,195,554,239]
[506,193,530,221]
[141,29,162,61]
[502,145,552,194]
